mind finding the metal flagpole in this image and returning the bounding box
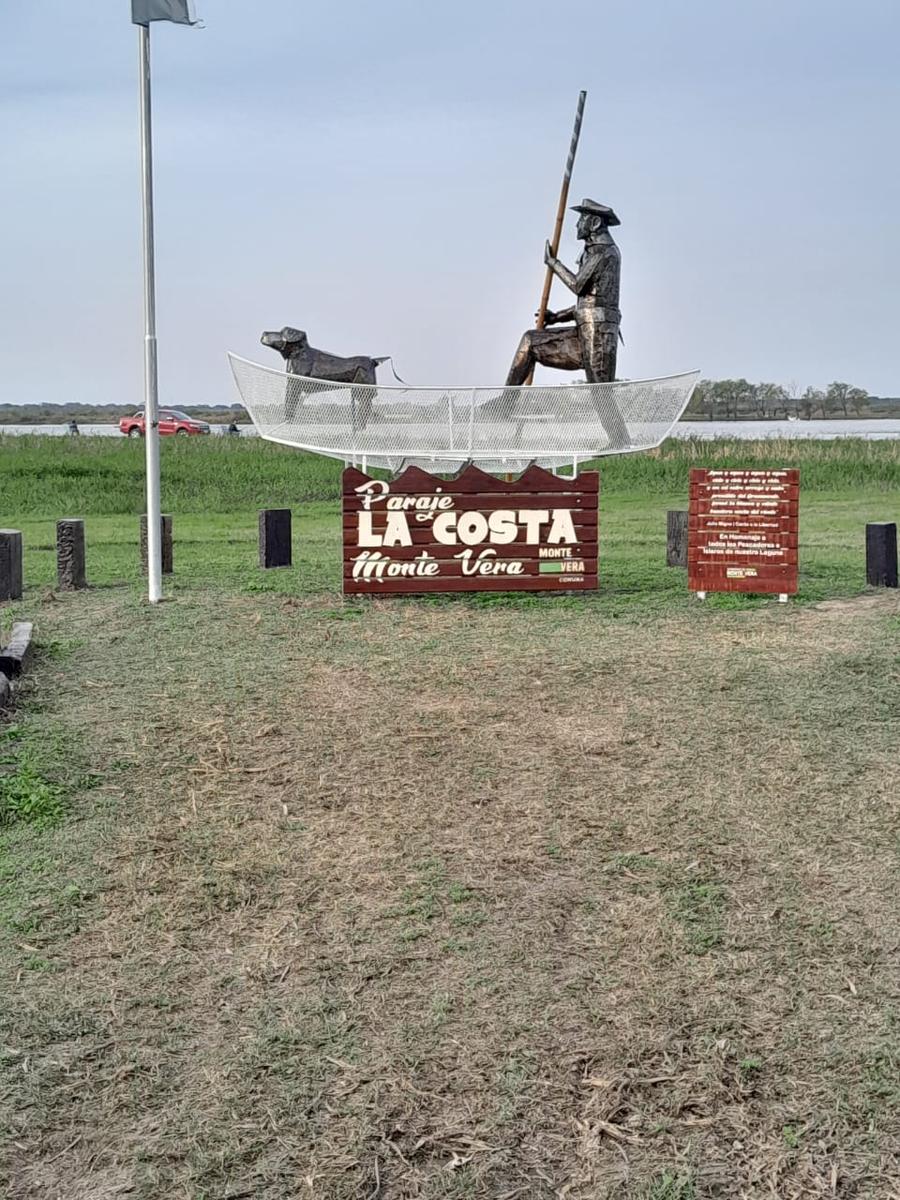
[138,23,162,603]
[525,90,587,386]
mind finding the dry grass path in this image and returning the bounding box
[2,588,899,1198]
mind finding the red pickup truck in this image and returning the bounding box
[119,409,211,437]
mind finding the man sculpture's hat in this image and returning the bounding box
[570,198,620,226]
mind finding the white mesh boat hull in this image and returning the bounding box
[228,354,700,472]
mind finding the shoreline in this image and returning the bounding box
[2,418,899,441]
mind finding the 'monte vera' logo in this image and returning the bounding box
[342,464,599,596]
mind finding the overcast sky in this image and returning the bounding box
[1,0,898,409]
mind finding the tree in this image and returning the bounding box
[783,381,802,420]
[799,387,824,420]
[824,381,868,418]
[713,379,738,419]
[708,379,755,420]
[756,382,789,418]
[691,379,723,420]
[848,386,869,416]
[689,379,731,419]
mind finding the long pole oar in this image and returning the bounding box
[525,90,587,386]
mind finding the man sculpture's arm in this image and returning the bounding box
[542,304,576,326]
[544,240,599,297]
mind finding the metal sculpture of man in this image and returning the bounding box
[506,199,622,386]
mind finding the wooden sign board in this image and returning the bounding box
[342,464,599,596]
[688,468,799,595]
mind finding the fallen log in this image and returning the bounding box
[0,621,34,678]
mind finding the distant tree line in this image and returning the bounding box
[684,380,899,420]
[1,385,897,425]
[0,402,249,426]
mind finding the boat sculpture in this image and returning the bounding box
[227,355,700,475]
[230,182,700,472]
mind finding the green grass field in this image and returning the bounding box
[2,434,898,606]
[1,435,899,1199]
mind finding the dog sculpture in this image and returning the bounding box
[261,327,386,384]
[261,327,388,432]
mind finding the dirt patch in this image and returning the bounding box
[813,592,899,614]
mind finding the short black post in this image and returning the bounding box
[866,522,898,588]
[0,530,24,601]
[259,508,292,569]
[140,514,173,575]
[57,519,87,591]
[666,510,688,567]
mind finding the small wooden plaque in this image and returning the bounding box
[688,468,799,595]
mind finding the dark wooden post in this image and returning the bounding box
[0,530,23,601]
[140,514,173,575]
[0,621,33,677]
[57,519,87,591]
[666,510,688,567]
[866,522,898,588]
[259,508,292,568]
